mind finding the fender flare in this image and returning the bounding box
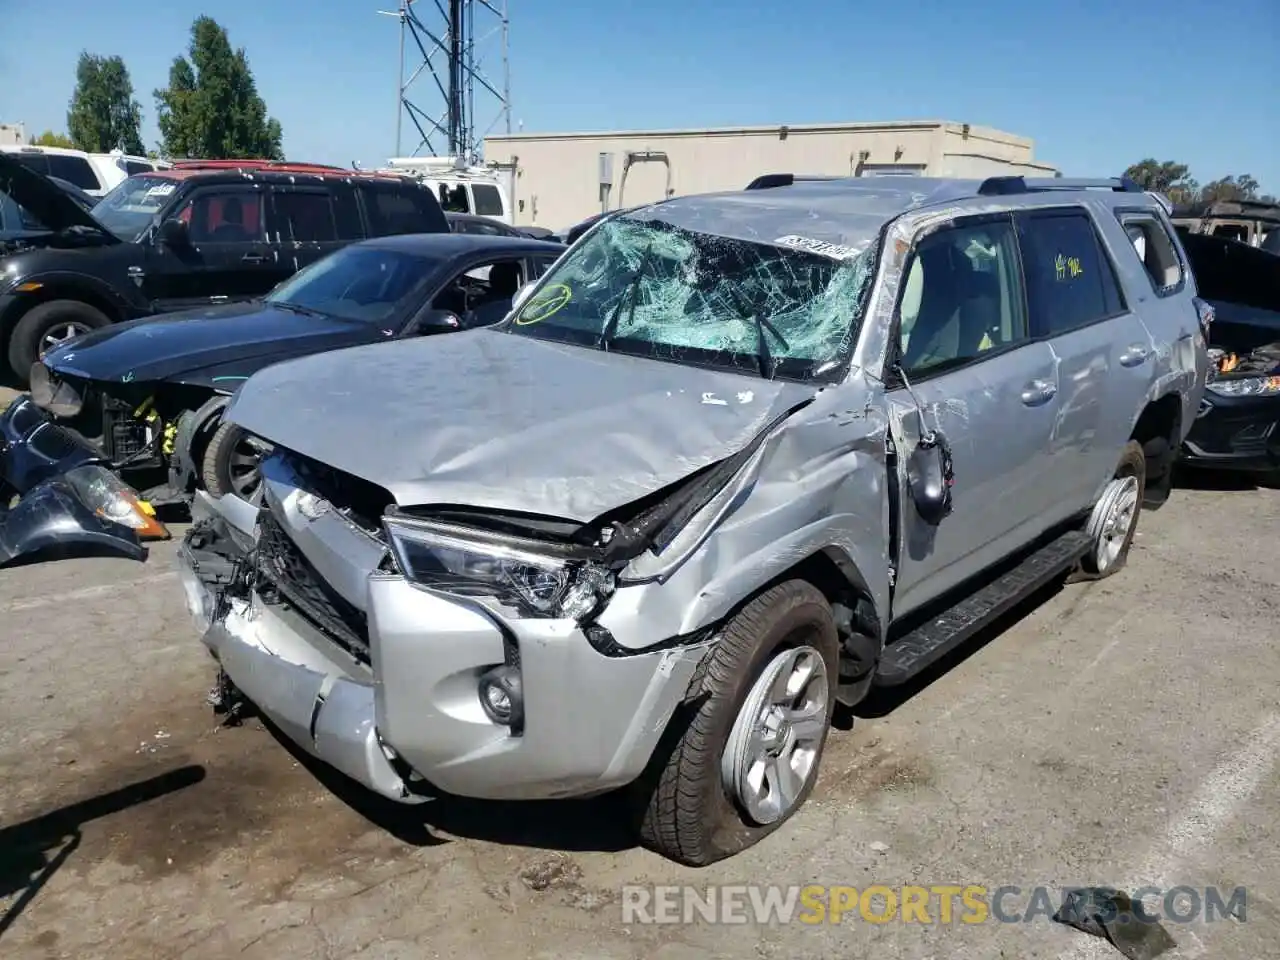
[0,270,140,338]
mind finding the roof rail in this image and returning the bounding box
[168,159,348,174]
[976,176,1143,196]
[744,173,845,190]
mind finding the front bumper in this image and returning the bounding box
[179,516,711,803]
[1180,390,1280,473]
[0,395,149,566]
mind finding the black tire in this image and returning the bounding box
[201,419,263,501]
[8,299,111,384]
[1140,435,1173,510]
[635,580,839,866]
[1078,440,1145,578]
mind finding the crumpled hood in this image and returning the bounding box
[225,328,815,522]
[43,303,385,384]
[0,152,115,237]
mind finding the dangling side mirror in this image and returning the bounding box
[906,431,955,526]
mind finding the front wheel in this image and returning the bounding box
[636,580,839,866]
[1079,440,1146,578]
[8,299,110,383]
[201,420,269,502]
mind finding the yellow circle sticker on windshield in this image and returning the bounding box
[516,283,572,324]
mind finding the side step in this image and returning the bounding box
[874,529,1091,687]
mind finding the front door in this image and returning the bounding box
[886,213,1062,619]
[143,184,279,312]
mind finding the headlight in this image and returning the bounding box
[28,362,84,417]
[382,516,615,619]
[64,464,171,540]
[1207,375,1280,398]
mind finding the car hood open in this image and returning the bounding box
[0,152,115,238]
[224,328,816,522]
[42,302,387,385]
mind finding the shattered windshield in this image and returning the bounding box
[503,216,878,382]
[91,175,178,240]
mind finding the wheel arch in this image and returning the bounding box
[0,274,128,353]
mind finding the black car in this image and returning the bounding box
[0,154,450,383]
[446,211,548,239]
[1177,229,1280,476]
[0,233,566,548]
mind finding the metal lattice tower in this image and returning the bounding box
[379,0,511,163]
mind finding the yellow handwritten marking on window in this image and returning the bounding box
[514,283,572,325]
[1054,254,1084,281]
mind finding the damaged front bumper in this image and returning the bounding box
[0,395,168,566]
[178,510,711,804]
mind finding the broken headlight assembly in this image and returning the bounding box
[64,464,170,540]
[28,361,84,417]
[1207,374,1280,398]
[382,515,616,619]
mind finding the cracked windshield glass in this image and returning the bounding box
[505,215,878,382]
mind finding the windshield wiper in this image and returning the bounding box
[270,301,327,317]
[725,286,789,379]
[598,245,654,351]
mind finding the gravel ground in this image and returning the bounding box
[1,390,1278,959]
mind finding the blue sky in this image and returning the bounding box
[2,0,1275,192]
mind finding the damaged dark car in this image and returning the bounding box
[1176,229,1280,476]
[0,233,564,567]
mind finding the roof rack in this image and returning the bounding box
[744,173,846,190]
[976,176,1143,196]
[167,159,349,174]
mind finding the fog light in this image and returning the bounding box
[478,664,523,730]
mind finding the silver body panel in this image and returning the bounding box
[181,178,1208,802]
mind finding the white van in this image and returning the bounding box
[382,156,512,224]
[0,145,171,197]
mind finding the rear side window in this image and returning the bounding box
[1119,213,1184,295]
[472,183,504,216]
[46,155,101,191]
[438,182,469,213]
[361,183,446,235]
[10,153,50,175]
[125,160,152,176]
[274,190,338,242]
[1016,210,1126,337]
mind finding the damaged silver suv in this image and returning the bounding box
[177,174,1209,865]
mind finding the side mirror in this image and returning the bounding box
[407,308,462,336]
[906,432,955,526]
[510,282,534,314]
[157,218,189,248]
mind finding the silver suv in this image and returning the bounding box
[177,175,1209,865]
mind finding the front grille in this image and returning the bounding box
[8,399,45,435]
[255,508,371,663]
[29,422,90,461]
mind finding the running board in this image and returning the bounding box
[875,529,1091,686]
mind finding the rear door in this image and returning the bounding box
[268,182,355,278]
[143,183,279,310]
[1014,206,1156,520]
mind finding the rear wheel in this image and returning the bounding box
[635,580,839,866]
[8,299,111,383]
[201,419,268,502]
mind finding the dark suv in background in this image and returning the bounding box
[0,156,449,382]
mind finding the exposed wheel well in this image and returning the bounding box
[1130,394,1183,508]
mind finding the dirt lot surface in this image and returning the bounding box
[2,441,1279,958]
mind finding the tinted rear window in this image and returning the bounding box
[125,160,152,176]
[472,183,504,216]
[46,155,101,191]
[360,183,446,235]
[9,153,50,175]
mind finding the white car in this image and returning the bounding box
[0,145,171,197]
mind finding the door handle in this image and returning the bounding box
[1020,379,1057,406]
[241,252,268,264]
[1119,344,1150,367]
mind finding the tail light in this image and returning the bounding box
[1193,297,1214,339]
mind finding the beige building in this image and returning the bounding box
[0,122,26,146]
[484,119,1057,230]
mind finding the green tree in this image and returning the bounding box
[66,52,145,154]
[1198,174,1261,203]
[1122,159,1199,204]
[153,17,284,160]
[29,130,76,148]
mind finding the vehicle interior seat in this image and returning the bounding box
[209,197,249,242]
[466,260,523,327]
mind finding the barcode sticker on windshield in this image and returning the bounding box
[773,235,862,260]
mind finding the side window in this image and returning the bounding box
[176,188,266,243]
[433,257,526,323]
[531,254,559,278]
[438,183,469,213]
[11,153,50,175]
[1120,214,1184,294]
[896,217,1027,376]
[1017,211,1125,337]
[472,183,504,217]
[274,190,338,242]
[1211,222,1248,243]
[363,185,440,235]
[125,161,152,176]
[331,187,364,240]
[46,155,102,191]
